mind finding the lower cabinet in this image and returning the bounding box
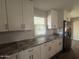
[40,43,49,59]
[48,40,57,58]
[17,46,41,59]
[57,38,63,53]
[48,39,63,58]
[5,38,63,59]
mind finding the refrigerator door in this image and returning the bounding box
[63,21,72,52]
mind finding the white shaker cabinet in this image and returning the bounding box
[0,0,34,32]
[22,0,34,30]
[48,40,58,58]
[32,46,41,59]
[40,43,49,59]
[48,10,58,29]
[49,38,63,58]
[57,38,63,53]
[18,46,41,59]
[0,0,8,32]
[51,10,58,29]
[18,50,30,59]
[6,0,22,31]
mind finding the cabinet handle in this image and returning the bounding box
[5,24,8,29]
[29,56,31,59]
[32,55,33,59]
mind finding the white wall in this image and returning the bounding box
[72,18,79,40]
[34,8,48,18]
[0,31,34,44]
[70,4,79,18]
[64,0,79,19]
[70,0,79,18]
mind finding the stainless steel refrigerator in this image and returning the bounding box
[63,20,72,52]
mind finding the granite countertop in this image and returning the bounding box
[0,35,62,57]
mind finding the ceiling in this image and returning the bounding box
[33,0,74,11]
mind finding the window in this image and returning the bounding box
[34,16,46,36]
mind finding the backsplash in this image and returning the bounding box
[0,30,34,44]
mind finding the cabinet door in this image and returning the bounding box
[5,54,17,59]
[51,10,58,28]
[18,49,30,59]
[48,40,57,58]
[6,0,22,31]
[57,39,63,52]
[18,46,41,59]
[41,43,49,59]
[32,46,41,59]
[0,0,7,32]
[23,0,34,30]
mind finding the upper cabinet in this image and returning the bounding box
[0,0,8,32]
[22,0,34,30]
[64,10,71,21]
[6,0,23,31]
[57,11,64,28]
[0,0,34,32]
[47,10,58,29]
[51,10,58,29]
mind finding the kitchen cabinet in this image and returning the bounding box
[6,0,22,31]
[0,0,8,32]
[64,10,70,21]
[51,10,58,29]
[22,0,34,30]
[58,11,63,28]
[18,46,41,59]
[47,10,58,29]
[40,43,49,59]
[0,0,34,32]
[48,39,63,58]
[48,40,58,58]
[5,54,17,59]
[57,38,63,53]
[18,50,30,59]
